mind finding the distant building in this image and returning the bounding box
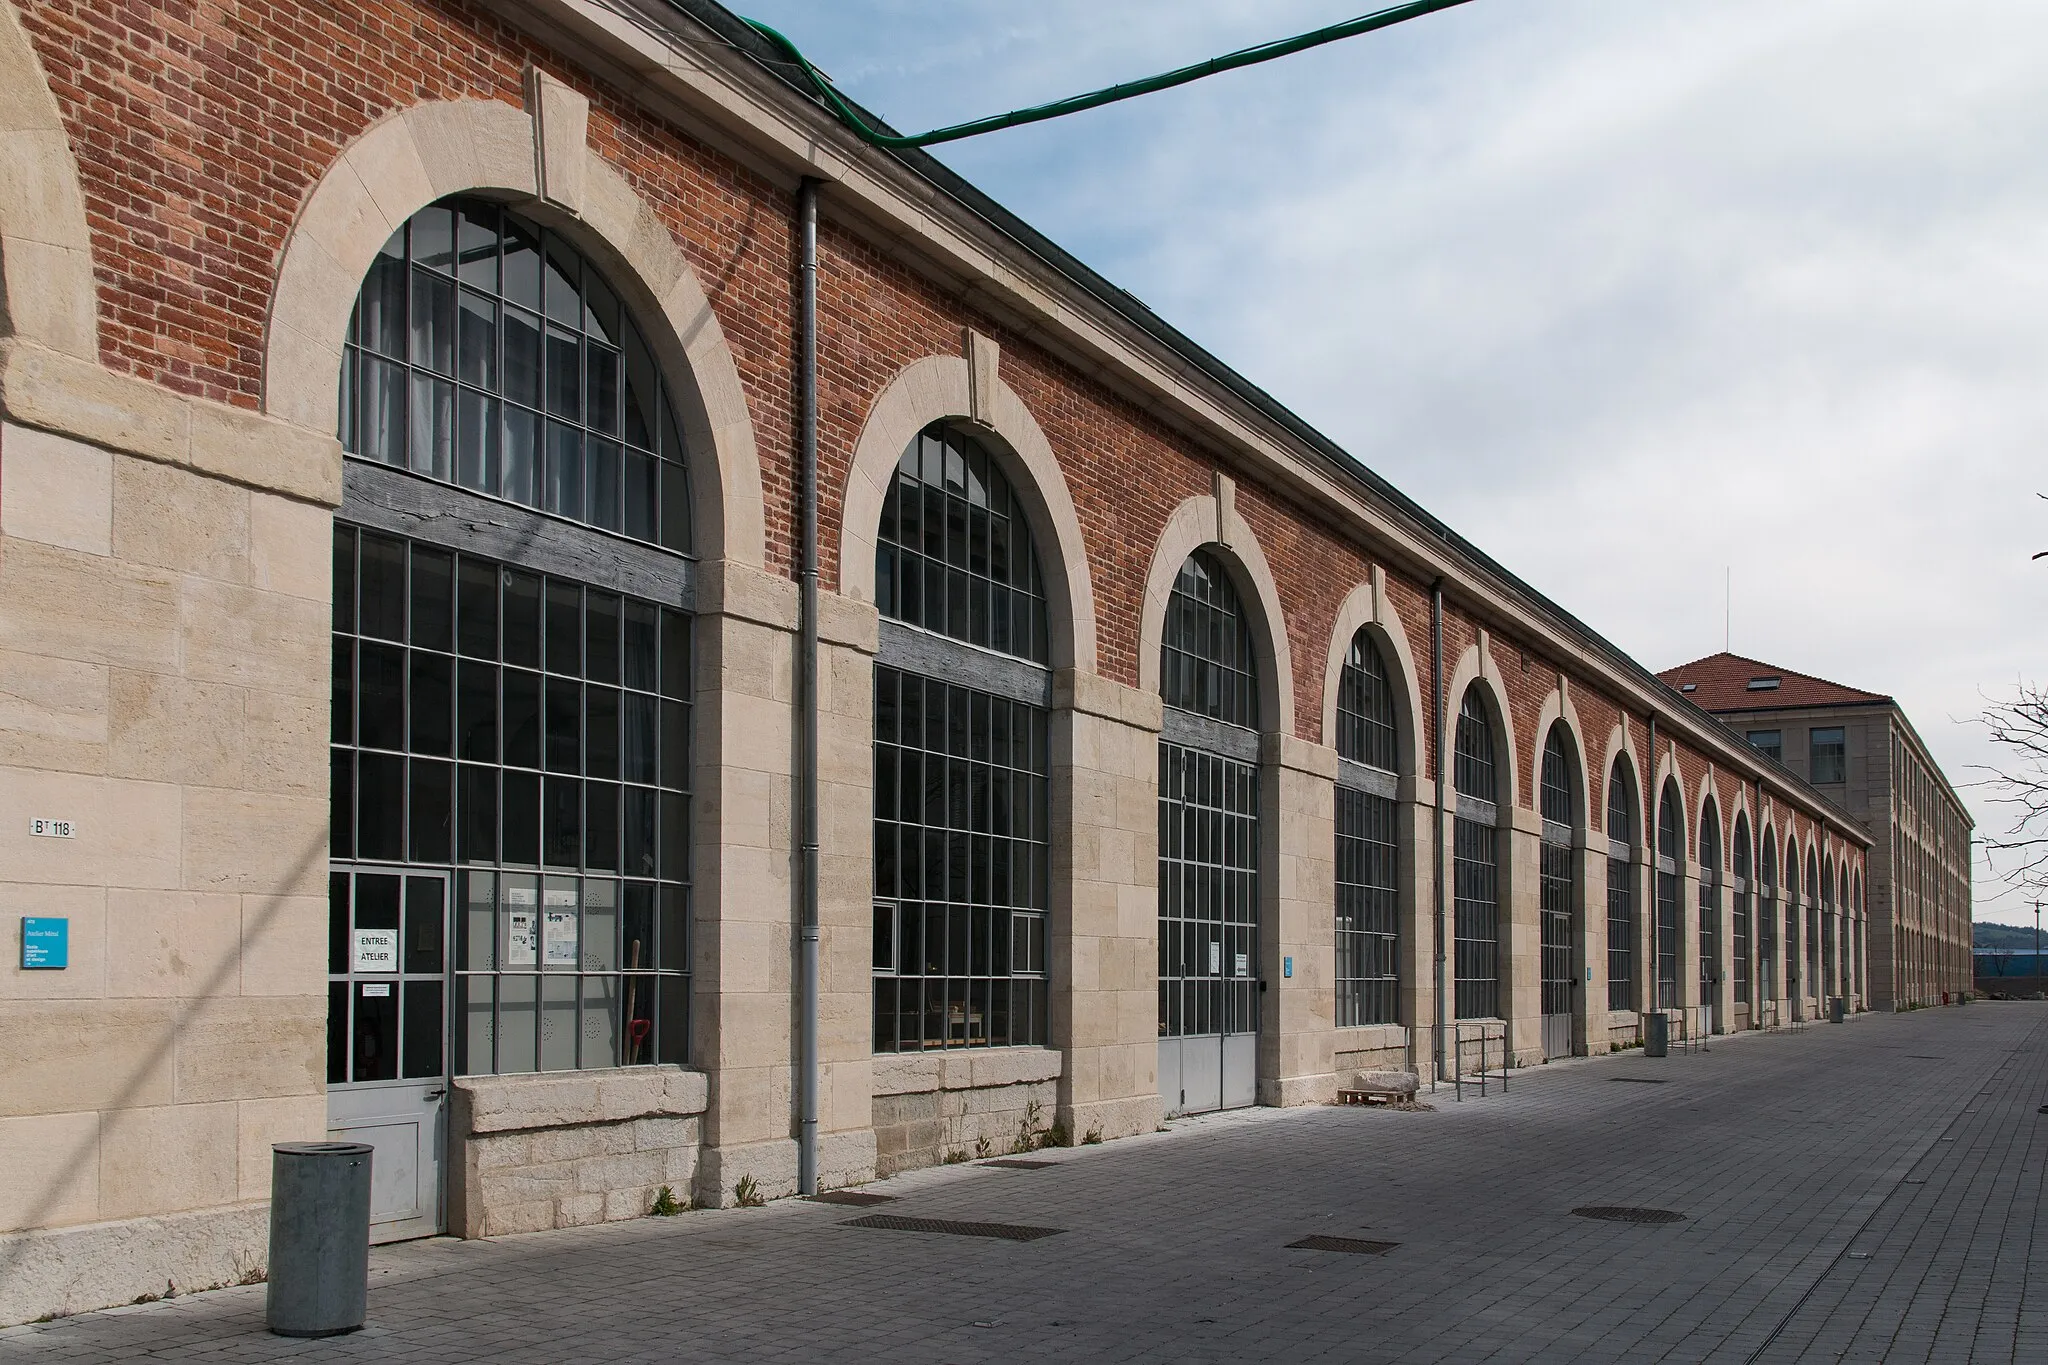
[1658,653,1971,1009]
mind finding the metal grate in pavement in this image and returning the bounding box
[980,1158,1059,1170]
[1287,1235,1400,1255]
[1573,1206,1685,1224]
[806,1190,895,1206]
[1609,1077,1668,1084]
[840,1215,1065,1241]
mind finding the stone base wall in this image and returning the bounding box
[872,1048,1062,1175]
[449,1067,707,1237]
[0,1203,268,1327]
[1335,1024,1412,1086]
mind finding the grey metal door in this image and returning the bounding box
[326,868,449,1244]
[1157,743,1260,1117]
[1539,840,1574,1060]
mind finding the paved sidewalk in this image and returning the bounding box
[7,1004,2044,1364]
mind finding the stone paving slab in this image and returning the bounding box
[5,1004,2043,1364]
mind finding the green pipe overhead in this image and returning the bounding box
[744,0,1479,150]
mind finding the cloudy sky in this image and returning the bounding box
[741,0,2048,923]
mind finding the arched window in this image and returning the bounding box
[876,422,1047,661]
[1784,841,1802,1000]
[1538,727,1576,1055]
[872,423,1050,1053]
[1158,549,1261,1113]
[342,197,691,550]
[1452,688,1500,1020]
[1606,756,1637,1012]
[1334,631,1398,1027]
[1806,847,1822,996]
[1698,804,1722,1017]
[1759,831,1779,1006]
[1853,869,1866,998]
[1822,857,1839,997]
[1162,550,1257,726]
[1732,814,1752,1008]
[1655,780,1681,1010]
[331,198,694,1096]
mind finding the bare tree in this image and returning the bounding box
[1974,681,2048,895]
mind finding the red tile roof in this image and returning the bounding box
[1657,652,1890,713]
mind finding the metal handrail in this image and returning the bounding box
[1451,1019,1509,1102]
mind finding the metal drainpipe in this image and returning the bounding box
[1645,713,1656,1017]
[796,178,821,1196]
[1430,579,1447,1082]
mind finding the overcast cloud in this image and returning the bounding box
[740,0,2048,922]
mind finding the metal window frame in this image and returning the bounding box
[330,524,693,1078]
[874,421,1049,664]
[1335,785,1398,1027]
[870,664,1051,1053]
[338,196,692,553]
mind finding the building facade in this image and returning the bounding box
[1658,653,1972,1011]
[0,0,1869,1324]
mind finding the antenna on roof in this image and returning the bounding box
[1724,566,1731,654]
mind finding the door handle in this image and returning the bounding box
[422,1088,446,1101]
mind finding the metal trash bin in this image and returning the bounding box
[266,1141,372,1338]
[1829,996,1846,1024]
[1644,1011,1669,1058]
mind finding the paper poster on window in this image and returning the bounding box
[1234,952,1249,978]
[352,928,397,973]
[504,885,539,968]
[543,887,580,968]
[1208,941,1221,975]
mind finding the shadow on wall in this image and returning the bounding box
[0,830,331,1292]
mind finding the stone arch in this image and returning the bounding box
[1600,723,1645,855]
[1138,494,1294,736]
[261,95,765,567]
[1319,575,1424,776]
[839,350,1097,673]
[1442,637,1519,814]
[1530,685,1591,840]
[1697,784,1725,877]
[0,0,96,358]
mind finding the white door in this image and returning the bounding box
[327,868,449,1243]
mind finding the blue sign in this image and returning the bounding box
[21,917,68,970]
[1283,955,1293,979]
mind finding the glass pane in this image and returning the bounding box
[410,655,451,752]
[403,876,445,974]
[456,389,499,496]
[624,972,656,1065]
[356,754,405,861]
[580,974,619,1069]
[503,306,542,409]
[353,981,399,1082]
[358,234,407,358]
[545,421,584,520]
[540,976,577,1070]
[411,268,454,375]
[498,974,538,1073]
[409,375,452,479]
[501,404,539,507]
[585,594,620,685]
[402,979,444,1079]
[358,534,407,642]
[411,204,455,274]
[456,203,498,292]
[461,870,496,969]
[327,980,348,1084]
[457,289,498,389]
[457,559,499,659]
[457,975,494,1076]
